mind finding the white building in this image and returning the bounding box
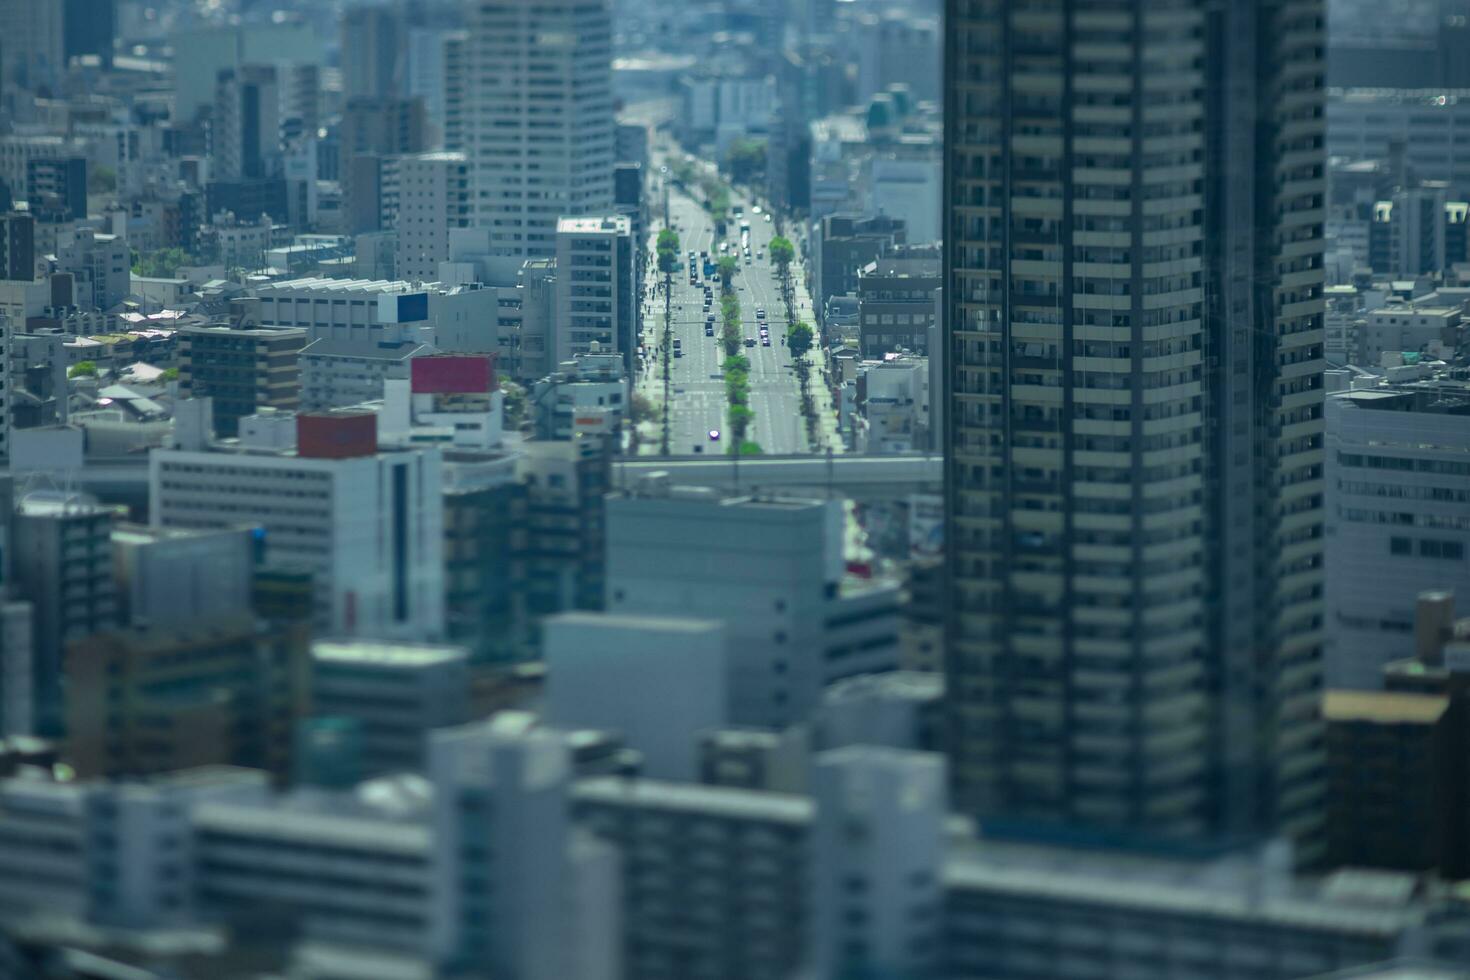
[857,356,931,454]
[530,351,629,441]
[606,478,901,728]
[1357,306,1462,367]
[394,152,470,283]
[149,407,445,640]
[463,0,615,257]
[374,353,506,453]
[544,612,727,781]
[252,276,506,354]
[1325,373,1470,689]
[553,215,637,368]
[808,748,946,980]
[55,231,131,313]
[311,639,472,776]
[870,145,941,244]
[298,336,437,412]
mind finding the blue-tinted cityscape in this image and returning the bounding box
[0,0,1466,977]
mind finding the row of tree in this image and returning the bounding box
[655,228,682,455]
[767,235,822,448]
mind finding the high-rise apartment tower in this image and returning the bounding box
[942,0,1327,857]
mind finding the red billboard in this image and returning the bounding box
[411,354,498,394]
[297,412,378,459]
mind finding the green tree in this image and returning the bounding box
[737,440,763,456]
[727,403,755,443]
[68,361,98,379]
[769,236,795,273]
[717,255,739,293]
[787,322,815,360]
[88,165,116,196]
[630,392,657,425]
[162,366,180,382]
[654,227,681,455]
[723,138,768,185]
[131,247,193,279]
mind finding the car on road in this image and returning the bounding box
[752,205,762,214]
[705,325,714,336]
[764,213,772,222]
[755,308,766,319]
[744,338,757,348]
[761,336,771,346]
[708,429,721,441]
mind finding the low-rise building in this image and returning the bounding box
[530,351,628,441]
[855,251,939,358]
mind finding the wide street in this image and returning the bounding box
[636,150,835,457]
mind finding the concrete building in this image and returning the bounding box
[1356,307,1462,366]
[110,524,256,627]
[462,0,615,257]
[856,355,931,453]
[530,350,629,441]
[253,276,505,355]
[553,215,637,370]
[64,615,312,781]
[9,491,118,737]
[808,748,946,980]
[1327,88,1470,188]
[1324,687,1463,877]
[298,336,437,412]
[311,639,471,777]
[1326,374,1470,688]
[0,213,34,282]
[24,156,87,224]
[149,409,445,640]
[943,0,1328,854]
[815,670,942,753]
[852,10,940,105]
[340,96,430,236]
[212,65,281,183]
[0,723,619,976]
[1366,185,1470,279]
[544,612,726,781]
[606,478,900,728]
[177,326,306,438]
[394,152,470,282]
[55,231,129,313]
[341,5,404,101]
[812,214,906,329]
[856,252,939,358]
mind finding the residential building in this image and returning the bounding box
[64,614,312,781]
[606,477,900,728]
[311,639,471,777]
[0,213,34,281]
[394,152,470,282]
[9,491,117,737]
[544,612,727,781]
[856,355,931,453]
[54,231,129,313]
[1325,372,1470,688]
[852,9,940,105]
[110,524,256,627]
[0,0,64,96]
[1366,185,1470,279]
[812,213,906,329]
[177,326,306,438]
[24,157,86,224]
[856,251,939,358]
[943,0,1328,853]
[553,215,637,370]
[518,436,612,629]
[442,458,524,663]
[149,408,445,640]
[462,0,615,257]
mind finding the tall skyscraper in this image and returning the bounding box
[341,5,404,100]
[462,0,615,257]
[942,0,1327,858]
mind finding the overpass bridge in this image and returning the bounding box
[613,453,942,501]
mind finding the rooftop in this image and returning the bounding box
[1323,690,1450,726]
[312,640,467,669]
[573,776,814,825]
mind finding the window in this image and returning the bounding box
[1390,537,1412,556]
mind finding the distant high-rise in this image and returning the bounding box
[463,0,615,257]
[942,0,1328,857]
[341,5,404,100]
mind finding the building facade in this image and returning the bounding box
[942,0,1327,853]
[462,0,615,257]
